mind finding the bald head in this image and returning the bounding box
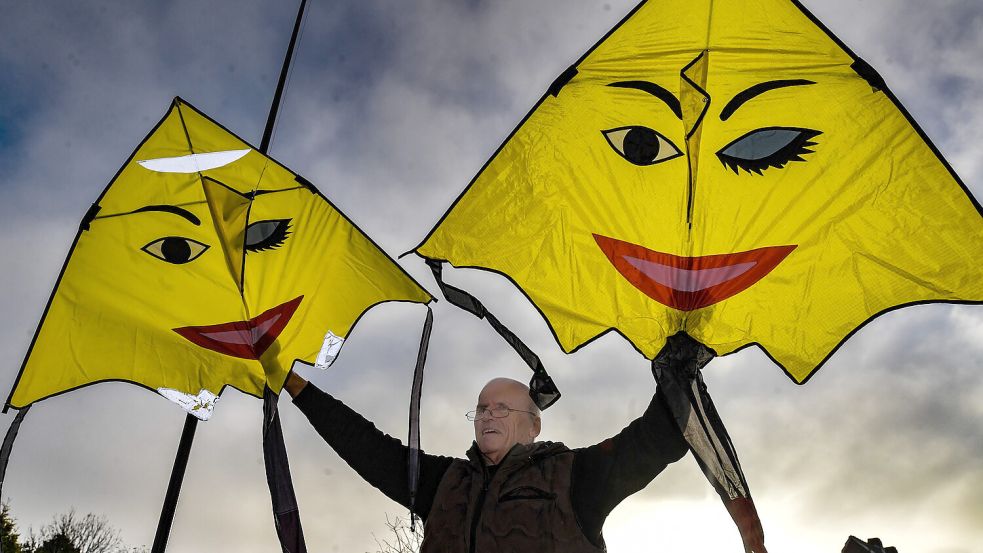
[473,377,542,465]
[480,377,540,415]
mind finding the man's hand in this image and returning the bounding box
[725,497,768,553]
[283,370,309,398]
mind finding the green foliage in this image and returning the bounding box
[1,502,24,553]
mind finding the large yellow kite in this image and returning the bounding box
[416,0,983,384]
[5,98,432,420]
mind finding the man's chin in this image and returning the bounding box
[477,435,505,454]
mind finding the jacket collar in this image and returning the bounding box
[465,440,566,471]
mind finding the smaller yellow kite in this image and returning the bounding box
[5,98,432,420]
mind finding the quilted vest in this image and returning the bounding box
[420,441,605,553]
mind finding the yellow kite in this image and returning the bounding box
[416,0,983,383]
[5,98,432,419]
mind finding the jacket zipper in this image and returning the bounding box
[468,472,489,553]
[466,448,561,552]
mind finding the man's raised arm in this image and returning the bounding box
[571,385,689,543]
[286,371,452,520]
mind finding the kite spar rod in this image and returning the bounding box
[150,414,198,553]
[150,1,310,552]
[261,0,310,156]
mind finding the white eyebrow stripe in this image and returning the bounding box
[137,149,251,173]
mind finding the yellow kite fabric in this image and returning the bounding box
[6,98,432,419]
[416,0,983,383]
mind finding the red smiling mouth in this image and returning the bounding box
[593,234,795,311]
[173,296,303,359]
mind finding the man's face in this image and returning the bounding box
[473,378,541,465]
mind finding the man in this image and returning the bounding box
[285,371,687,552]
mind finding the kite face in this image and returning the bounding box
[7,99,431,418]
[416,0,983,382]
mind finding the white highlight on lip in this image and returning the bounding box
[137,149,251,173]
[198,314,281,346]
[315,330,345,370]
[624,257,757,292]
[157,388,219,420]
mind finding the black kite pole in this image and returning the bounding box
[261,0,309,156]
[150,414,198,553]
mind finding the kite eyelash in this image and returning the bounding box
[716,127,822,175]
[244,219,291,252]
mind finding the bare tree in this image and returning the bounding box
[24,510,145,553]
[368,515,422,553]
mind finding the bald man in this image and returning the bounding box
[285,371,686,552]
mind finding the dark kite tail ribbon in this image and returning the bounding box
[652,332,766,552]
[263,388,308,553]
[0,405,29,553]
[424,258,560,410]
[407,306,434,532]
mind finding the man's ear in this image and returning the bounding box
[531,416,542,439]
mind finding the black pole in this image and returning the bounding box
[260,0,309,154]
[150,414,199,553]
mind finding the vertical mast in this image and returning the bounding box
[261,0,309,154]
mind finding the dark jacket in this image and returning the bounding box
[293,384,687,552]
[423,440,602,553]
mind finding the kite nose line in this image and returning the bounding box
[680,50,711,228]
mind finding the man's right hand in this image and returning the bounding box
[284,370,309,398]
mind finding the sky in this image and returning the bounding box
[0,1,981,552]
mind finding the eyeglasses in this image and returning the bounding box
[465,406,538,421]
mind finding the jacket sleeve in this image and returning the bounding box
[292,383,453,520]
[570,387,689,543]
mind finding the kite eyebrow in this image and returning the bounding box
[608,81,682,119]
[720,79,816,121]
[131,205,201,226]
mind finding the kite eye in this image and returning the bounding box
[245,219,291,252]
[602,126,683,166]
[716,127,821,175]
[142,237,209,264]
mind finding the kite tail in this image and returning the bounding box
[424,259,560,409]
[652,333,764,550]
[407,306,433,532]
[263,388,308,553]
[0,405,29,553]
